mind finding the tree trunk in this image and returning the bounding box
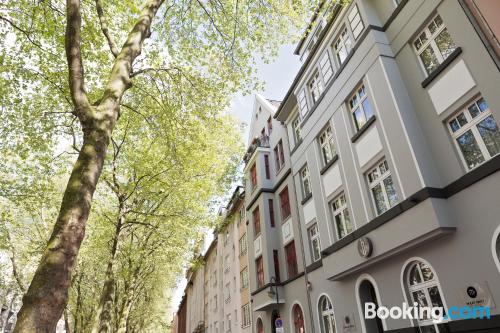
[116,290,134,333]
[91,213,123,333]
[13,125,112,333]
[63,308,71,333]
[1,293,16,333]
[12,0,164,331]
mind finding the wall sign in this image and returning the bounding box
[357,237,372,258]
[458,281,496,308]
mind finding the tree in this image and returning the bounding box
[1,0,315,330]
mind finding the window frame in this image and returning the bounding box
[250,163,257,190]
[348,84,374,131]
[279,186,291,221]
[330,192,353,240]
[347,4,364,40]
[318,295,337,333]
[447,96,500,170]
[308,69,325,104]
[240,266,249,289]
[367,159,398,216]
[412,14,457,76]
[274,140,285,172]
[239,234,247,256]
[268,199,275,228]
[264,154,271,179]
[319,51,334,84]
[298,88,309,117]
[308,224,322,262]
[285,241,298,279]
[253,207,261,237]
[292,114,302,145]
[242,304,251,328]
[318,125,337,165]
[300,165,312,199]
[256,256,264,288]
[332,26,353,66]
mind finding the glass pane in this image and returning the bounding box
[354,107,366,130]
[336,215,346,239]
[420,46,439,74]
[449,119,460,132]
[457,113,468,126]
[478,98,488,112]
[428,286,444,309]
[409,265,422,285]
[383,176,398,208]
[456,130,485,169]
[477,115,500,157]
[468,103,480,118]
[434,15,443,27]
[435,28,456,59]
[428,21,438,34]
[362,98,374,121]
[412,291,430,319]
[372,184,387,215]
[344,209,353,235]
[419,262,434,281]
[323,146,333,164]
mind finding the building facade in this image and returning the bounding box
[273,0,500,333]
[175,1,500,332]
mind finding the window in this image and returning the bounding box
[279,187,291,221]
[273,249,281,282]
[285,241,298,279]
[319,296,336,333]
[214,295,218,310]
[331,193,353,240]
[253,207,261,236]
[274,140,285,171]
[226,314,232,332]
[308,70,324,103]
[292,115,302,145]
[333,27,353,65]
[224,254,230,273]
[256,256,264,288]
[239,234,247,256]
[241,267,249,289]
[308,224,322,262]
[268,199,275,227]
[225,282,231,302]
[406,261,447,333]
[257,318,264,333]
[319,125,337,165]
[413,14,457,75]
[224,229,230,246]
[267,116,273,135]
[264,154,271,179]
[448,97,500,170]
[367,160,398,215]
[250,163,257,189]
[292,304,305,333]
[242,304,251,328]
[213,270,218,287]
[348,4,364,40]
[349,84,374,131]
[215,321,219,333]
[300,166,312,199]
[319,52,334,83]
[298,89,309,117]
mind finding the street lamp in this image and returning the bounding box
[267,276,279,318]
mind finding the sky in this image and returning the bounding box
[169,43,302,315]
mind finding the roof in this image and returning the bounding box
[294,1,327,55]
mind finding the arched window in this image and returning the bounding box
[494,228,500,274]
[318,295,336,333]
[292,304,305,333]
[257,318,264,333]
[406,260,446,333]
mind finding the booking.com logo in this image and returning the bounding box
[365,302,491,323]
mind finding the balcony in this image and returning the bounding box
[243,134,270,164]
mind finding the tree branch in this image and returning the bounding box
[95,0,119,58]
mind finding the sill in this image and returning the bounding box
[320,155,339,175]
[301,193,313,205]
[290,138,303,155]
[421,47,463,88]
[275,165,285,175]
[306,259,323,273]
[351,116,376,143]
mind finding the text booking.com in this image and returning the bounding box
[364,302,491,323]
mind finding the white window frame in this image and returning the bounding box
[333,26,353,66]
[300,165,312,199]
[241,267,249,289]
[406,261,448,333]
[367,159,398,215]
[348,4,364,40]
[319,125,337,165]
[242,304,251,328]
[319,295,337,333]
[447,96,500,170]
[308,70,325,104]
[412,14,457,75]
[292,114,302,145]
[239,234,247,256]
[319,51,334,83]
[348,84,374,131]
[330,193,353,240]
[308,224,322,262]
[298,89,309,117]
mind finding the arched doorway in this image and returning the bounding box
[271,310,279,333]
[318,295,336,333]
[358,279,384,333]
[257,318,264,333]
[292,304,305,333]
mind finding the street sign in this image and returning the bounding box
[275,317,283,328]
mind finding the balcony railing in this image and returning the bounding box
[244,134,270,164]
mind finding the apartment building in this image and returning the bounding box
[271,1,500,333]
[243,95,311,333]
